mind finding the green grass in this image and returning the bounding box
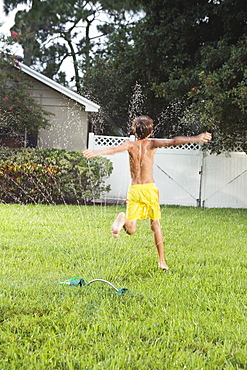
[0,203,246,369]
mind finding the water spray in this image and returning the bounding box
[59,277,128,295]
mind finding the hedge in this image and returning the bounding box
[0,147,113,204]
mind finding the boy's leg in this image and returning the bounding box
[111,212,136,238]
[150,219,169,270]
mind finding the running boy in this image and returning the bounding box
[83,116,212,270]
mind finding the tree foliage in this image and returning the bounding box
[82,25,141,135]
[0,38,51,147]
[83,0,247,151]
[4,0,101,91]
[3,0,142,92]
[3,0,246,151]
[182,36,247,152]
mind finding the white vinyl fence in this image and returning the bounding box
[88,133,247,208]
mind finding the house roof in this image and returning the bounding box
[17,62,100,112]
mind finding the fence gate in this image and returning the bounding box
[154,144,203,207]
[201,151,247,208]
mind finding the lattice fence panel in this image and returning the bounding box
[93,135,200,150]
[94,136,130,147]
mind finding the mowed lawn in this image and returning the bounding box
[0,203,246,369]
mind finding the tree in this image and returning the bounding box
[0,36,51,147]
[3,0,142,92]
[83,0,247,152]
[82,24,142,135]
[140,0,247,149]
[4,0,246,151]
[182,36,247,153]
[3,0,101,91]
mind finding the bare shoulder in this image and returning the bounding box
[114,139,133,151]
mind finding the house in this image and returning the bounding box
[16,63,100,151]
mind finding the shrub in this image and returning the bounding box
[0,147,113,204]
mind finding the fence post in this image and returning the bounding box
[197,150,206,207]
[88,132,95,150]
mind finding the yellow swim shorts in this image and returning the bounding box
[126,183,161,221]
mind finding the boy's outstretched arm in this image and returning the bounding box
[83,140,130,159]
[153,132,212,148]
[170,132,212,146]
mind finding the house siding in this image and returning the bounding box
[25,78,88,151]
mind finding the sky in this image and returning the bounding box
[0,0,27,56]
[0,0,15,35]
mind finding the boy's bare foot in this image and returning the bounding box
[158,262,169,270]
[111,212,126,238]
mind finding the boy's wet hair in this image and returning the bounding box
[132,116,153,139]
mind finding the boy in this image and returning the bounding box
[83,116,211,270]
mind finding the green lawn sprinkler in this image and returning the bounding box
[60,277,127,295]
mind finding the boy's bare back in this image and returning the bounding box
[127,139,156,185]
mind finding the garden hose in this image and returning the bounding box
[60,277,127,295]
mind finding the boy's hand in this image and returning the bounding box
[196,132,212,143]
[82,149,96,158]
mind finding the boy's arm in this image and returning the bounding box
[83,140,131,158]
[152,132,212,148]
